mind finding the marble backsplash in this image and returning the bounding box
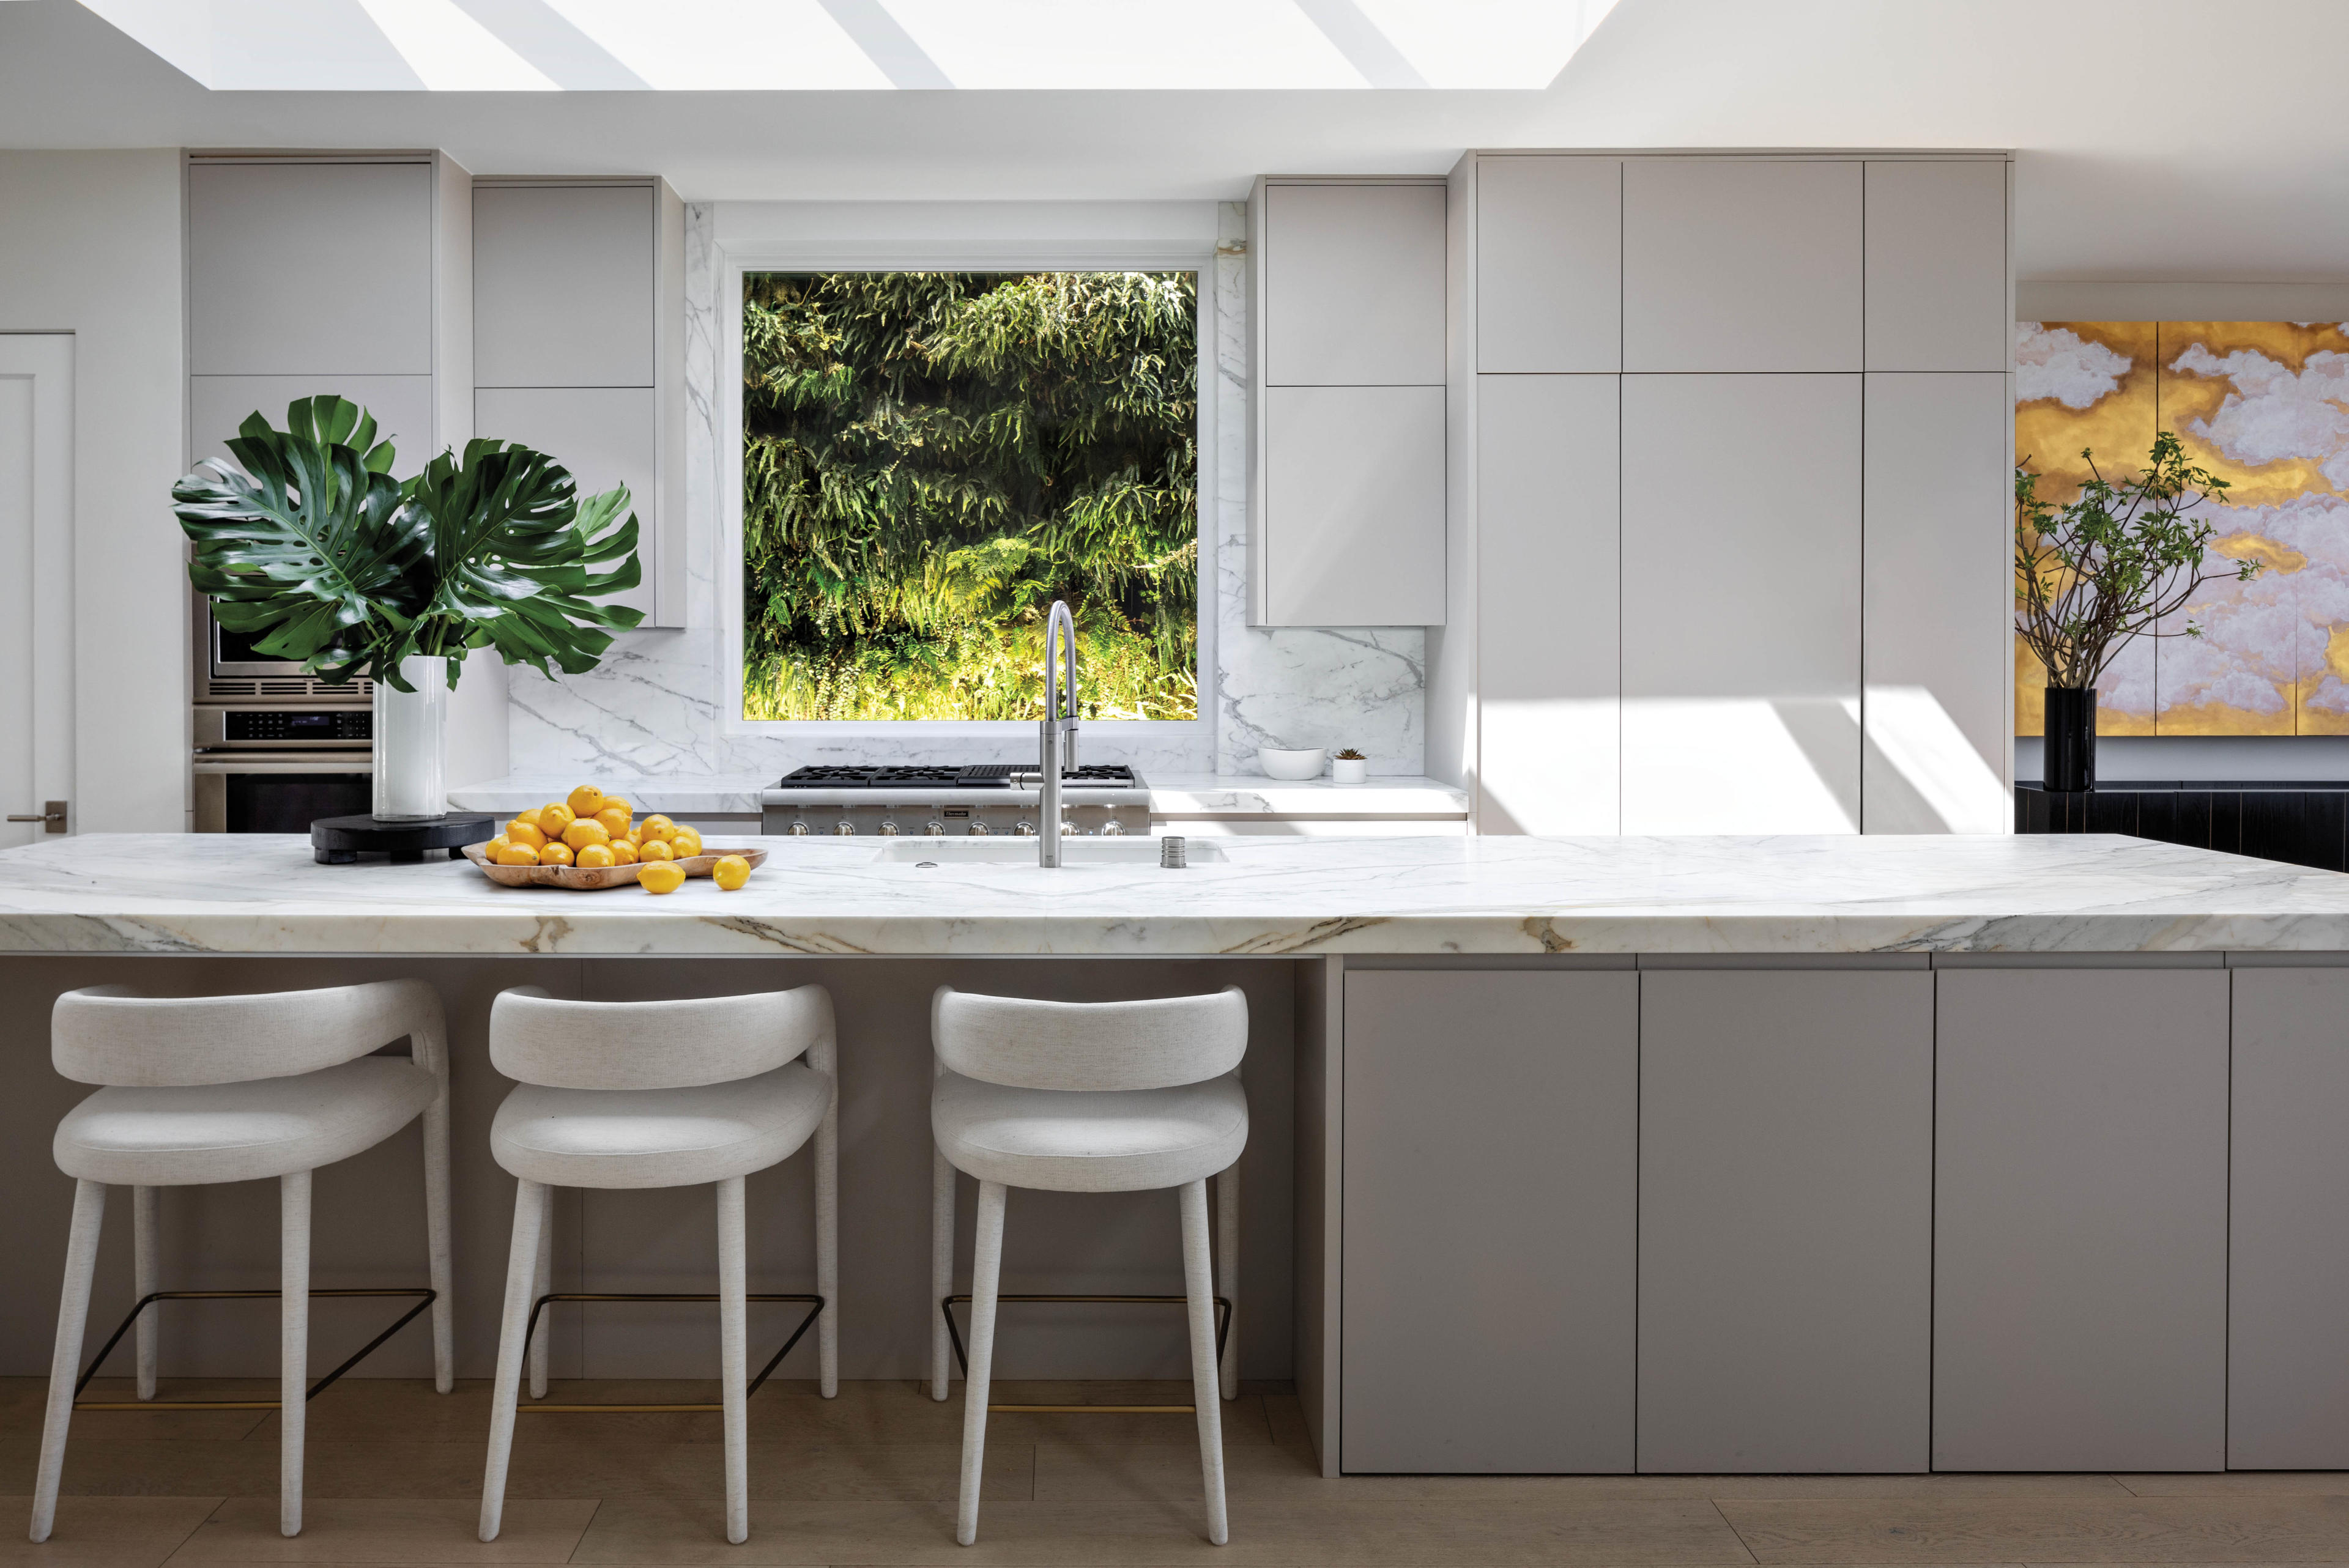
[502,201,1427,783]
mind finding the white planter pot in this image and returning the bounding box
[1331,756,1368,784]
[372,655,448,821]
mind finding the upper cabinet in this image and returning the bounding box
[1475,156,1622,374]
[1250,177,1448,627]
[472,178,685,627]
[1262,183,1445,386]
[1622,159,1863,372]
[1865,160,2009,372]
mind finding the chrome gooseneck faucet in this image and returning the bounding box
[1039,599,1080,867]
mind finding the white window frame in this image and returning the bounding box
[716,201,1218,739]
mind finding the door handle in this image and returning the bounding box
[7,801,67,832]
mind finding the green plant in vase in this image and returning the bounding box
[2014,431,2248,792]
[174,396,643,821]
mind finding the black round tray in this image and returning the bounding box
[310,812,497,865]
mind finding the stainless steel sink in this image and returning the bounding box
[871,838,1223,865]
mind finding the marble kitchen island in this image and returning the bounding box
[8,832,2349,1479]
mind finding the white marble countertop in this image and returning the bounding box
[5,833,2348,958]
[447,772,1470,818]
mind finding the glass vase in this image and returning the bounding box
[2042,686,2096,793]
[372,655,448,821]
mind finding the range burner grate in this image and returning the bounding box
[776,763,1141,790]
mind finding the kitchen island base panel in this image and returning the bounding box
[0,955,1295,1388]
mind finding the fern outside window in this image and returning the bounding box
[740,271,1200,723]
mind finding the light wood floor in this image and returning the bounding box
[10,1375,2349,1565]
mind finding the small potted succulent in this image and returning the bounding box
[1330,748,1369,785]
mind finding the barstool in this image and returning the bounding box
[927,985,1247,1547]
[478,984,839,1547]
[31,980,454,1543]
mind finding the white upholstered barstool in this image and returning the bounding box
[31,980,454,1544]
[478,984,839,1547]
[928,985,1247,1547]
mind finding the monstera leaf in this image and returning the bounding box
[172,396,424,683]
[397,438,645,684]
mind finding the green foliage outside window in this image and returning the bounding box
[741,270,1200,720]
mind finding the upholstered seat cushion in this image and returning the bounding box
[490,1062,831,1189]
[932,1069,1247,1193]
[53,1057,436,1186]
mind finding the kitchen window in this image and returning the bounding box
[734,267,1200,724]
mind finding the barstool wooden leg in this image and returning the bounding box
[717,1175,752,1543]
[133,1185,160,1401]
[1216,1163,1239,1402]
[1181,1178,1230,1545]
[423,1070,456,1395]
[280,1169,312,1537]
[528,1189,554,1400]
[30,1178,105,1544]
[955,1179,1007,1546]
[813,1040,839,1399]
[480,1178,547,1543]
[930,1147,955,1401]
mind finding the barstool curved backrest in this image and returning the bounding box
[490,984,834,1090]
[932,985,1247,1091]
[51,978,447,1087]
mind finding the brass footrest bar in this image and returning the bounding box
[72,1288,436,1410]
[941,1293,1231,1413]
[514,1292,824,1413]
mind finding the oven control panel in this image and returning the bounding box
[196,708,372,749]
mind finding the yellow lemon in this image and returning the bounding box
[609,838,639,865]
[538,840,575,867]
[601,795,634,819]
[593,805,632,839]
[574,841,615,870]
[640,815,675,844]
[493,843,541,867]
[507,820,547,851]
[511,806,544,832]
[711,854,751,891]
[540,801,576,832]
[566,783,605,818]
[638,860,686,894]
[638,838,675,863]
[483,834,511,859]
[669,826,703,859]
[562,818,610,851]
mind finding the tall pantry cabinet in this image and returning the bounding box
[1434,152,2012,837]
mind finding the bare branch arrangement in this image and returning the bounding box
[2014,431,2249,691]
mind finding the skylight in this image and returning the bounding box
[76,0,1620,91]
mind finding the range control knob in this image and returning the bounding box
[1013,820,1036,837]
[1100,819,1127,836]
[879,819,900,836]
[968,821,990,836]
[834,819,856,837]
[925,820,946,837]
[789,820,810,837]
[1059,818,1078,835]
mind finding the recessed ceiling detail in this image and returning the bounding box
[73,0,1620,91]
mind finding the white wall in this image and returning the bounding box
[0,151,185,832]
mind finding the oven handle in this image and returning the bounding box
[192,755,374,774]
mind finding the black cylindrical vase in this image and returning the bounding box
[2043,686,2096,793]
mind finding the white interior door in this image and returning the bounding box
[0,335,74,846]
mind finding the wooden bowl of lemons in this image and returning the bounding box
[464,785,765,892]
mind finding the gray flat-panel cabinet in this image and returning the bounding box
[1477,374,1620,834]
[1934,967,2228,1471]
[1861,374,2011,834]
[1864,161,2008,372]
[190,374,437,480]
[474,184,656,389]
[1622,160,1862,372]
[1637,969,1932,1473]
[1263,385,1445,627]
[2230,967,2349,1468]
[1475,157,1621,374]
[188,161,434,377]
[1341,969,1638,1473]
[1263,183,1445,386]
[1619,373,1861,834]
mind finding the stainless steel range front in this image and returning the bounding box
[759,764,1150,838]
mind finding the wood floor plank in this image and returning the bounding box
[161,1498,595,1564]
[568,1496,1758,1565]
[1719,1496,2349,1562]
[2120,1476,2349,1496]
[0,1379,270,1443]
[0,1495,220,1568]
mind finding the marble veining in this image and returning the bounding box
[499,199,1427,785]
[7,835,2349,958]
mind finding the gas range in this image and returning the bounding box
[759,763,1151,838]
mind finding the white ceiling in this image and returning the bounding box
[4,0,2346,279]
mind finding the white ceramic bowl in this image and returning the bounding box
[1259,747,1326,781]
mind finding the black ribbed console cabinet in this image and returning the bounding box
[2015,783,2349,874]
